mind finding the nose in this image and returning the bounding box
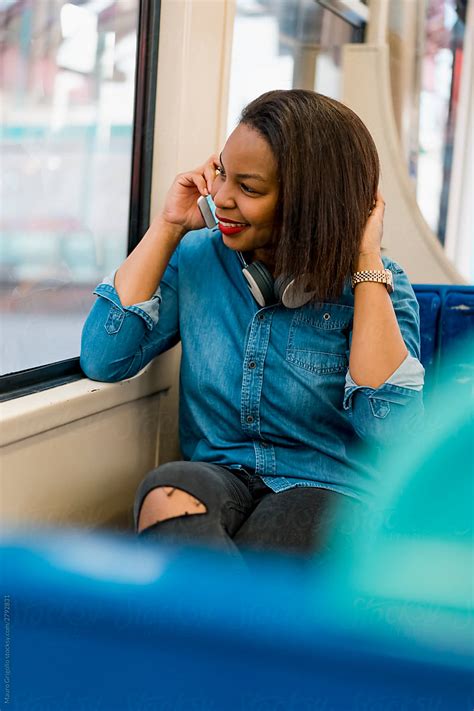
[212,180,236,210]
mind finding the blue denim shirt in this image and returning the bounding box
[80,229,424,501]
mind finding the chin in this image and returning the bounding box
[221,233,248,250]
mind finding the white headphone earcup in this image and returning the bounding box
[242,262,276,307]
[274,275,292,303]
[276,275,317,309]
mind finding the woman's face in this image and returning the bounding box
[211,123,279,268]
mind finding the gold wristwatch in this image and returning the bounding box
[351,269,394,294]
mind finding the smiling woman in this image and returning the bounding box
[80,89,425,559]
[212,123,279,268]
[2,2,472,706]
[237,90,380,300]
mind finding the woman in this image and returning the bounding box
[80,90,424,558]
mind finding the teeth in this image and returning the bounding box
[220,221,247,227]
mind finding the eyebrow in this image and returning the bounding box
[219,153,266,182]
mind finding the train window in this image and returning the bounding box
[387,0,472,281]
[227,0,471,283]
[226,0,365,132]
[0,0,158,398]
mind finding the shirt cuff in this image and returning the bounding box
[93,268,162,330]
[345,353,424,393]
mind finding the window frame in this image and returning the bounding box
[316,0,368,40]
[0,0,161,403]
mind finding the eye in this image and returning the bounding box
[216,165,225,177]
[241,183,257,194]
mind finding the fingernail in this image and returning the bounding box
[203,188,208,195]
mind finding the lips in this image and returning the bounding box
[215,214,249,236]
[218,222,249,236]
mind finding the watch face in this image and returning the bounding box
[385,269,394,294]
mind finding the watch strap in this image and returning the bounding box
[351,269,394,294]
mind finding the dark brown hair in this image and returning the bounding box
[239,89,379,300]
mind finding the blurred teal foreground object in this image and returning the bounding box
[326,337,473,669]
[2,346,473,709]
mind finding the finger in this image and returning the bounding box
[203,154,220,193]
[178,171,208,196]
[369,191,385,218]
[203,166,217,194]
[207,153,219,167]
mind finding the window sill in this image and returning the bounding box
[0,350,176,448]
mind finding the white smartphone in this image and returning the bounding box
[197,194,217,229]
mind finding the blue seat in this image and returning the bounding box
[413,284,474,391]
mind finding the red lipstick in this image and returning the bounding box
[218,223,249,236]
[216,214,249,236]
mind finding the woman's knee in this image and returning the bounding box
[137,485,207,533]
[135,462,208,533]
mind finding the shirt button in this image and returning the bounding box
[261,441,268,448]
[323,312,331,321]
[248,361,256,369]
[246,415,254,423]
[258,314,265,321]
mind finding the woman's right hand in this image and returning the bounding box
[159,154,220,234]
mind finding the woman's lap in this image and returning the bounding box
[133,460,347,556]
[232,486,342,554]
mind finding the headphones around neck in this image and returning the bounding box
[237,252,317,309]
[198,195,315,308]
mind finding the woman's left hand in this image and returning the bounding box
[359,190,385,256]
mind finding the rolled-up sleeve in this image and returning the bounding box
[343,260,425,446]
[80,248,180,383]
[92,268,162,329]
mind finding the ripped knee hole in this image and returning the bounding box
[138,486,208,532]
[162,486,206,507]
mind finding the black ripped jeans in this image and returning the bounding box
[134,461,357,560]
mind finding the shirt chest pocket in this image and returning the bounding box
[286,303,353,374]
